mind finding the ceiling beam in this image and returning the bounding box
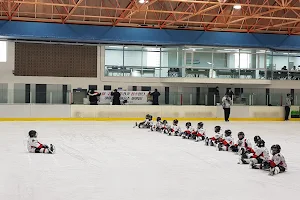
[12,0,300,11]
[62,0,84,23]
[113,0,135,26]
[159,2,182,28]
[114,0,159,25]
[0,2,9,18]
[228,7,284,24]
[165,3,220,26]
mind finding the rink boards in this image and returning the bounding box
[0,104,298,121]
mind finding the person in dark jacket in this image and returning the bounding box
[111,89,121,105]
[150,89,160,105]
[87,89,100,105]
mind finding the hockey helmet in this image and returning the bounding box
[146,114,151,119]
[214,126,221,133]
[149,115,153,120]
[29,130,37,138]
[271,144,281,155]
[257,140,265,148]
[197,122,203,129]
[163,120,168,125]
[157,117,162,122]
[225,129,232,137]
[238,132,245,140]
[254,136,261,144]
[173,119,178,125]
[185,122,192,127]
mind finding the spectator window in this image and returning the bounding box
[0,41,7,62]
[141,86,151,91]
[104,85,111,90]
[89,85,97,90]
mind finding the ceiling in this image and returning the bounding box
[1,0,300,35]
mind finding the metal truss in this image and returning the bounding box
[1,0,300,35]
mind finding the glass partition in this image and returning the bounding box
[104,45,300,80]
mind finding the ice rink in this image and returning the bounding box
[1,121,299,200]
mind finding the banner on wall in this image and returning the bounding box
[85,91,153,105]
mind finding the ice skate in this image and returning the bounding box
[49,144,56,154]
[217,143,222,151]
[269,167,280,176]
[204,137,209,146]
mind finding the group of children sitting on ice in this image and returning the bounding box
[135,114,287,176]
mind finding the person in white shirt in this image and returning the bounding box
[222,94,232,122]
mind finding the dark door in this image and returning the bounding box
[207,88,216,106]
[36,84,47,103]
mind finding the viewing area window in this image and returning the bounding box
[104,45,300,80]
[0,41,7,62]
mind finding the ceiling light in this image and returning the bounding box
[139,0,148,3]
[233,4,241,9]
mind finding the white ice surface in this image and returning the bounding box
[0,121,300,200]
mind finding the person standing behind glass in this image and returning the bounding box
[111,89,121,105]
[87,89,100,105]
[222,94,232,122]
[215,86,220,105]
[284,94,292,121]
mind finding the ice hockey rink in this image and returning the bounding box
[1,121,299,200]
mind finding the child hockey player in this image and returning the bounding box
[262,144,287,176]
[249,140,270,168]
[230,132,252,154]
[135,114,153,129]
[168,119,181,136]
[27,130,55,154]
[254,135,262,146]
[195,122,206,142]
[161,120,169,134]
[151,117,162,132]
[205,126,223,146]
[181,122,196,139]
[217,129,234,151]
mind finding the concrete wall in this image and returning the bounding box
[0,104,296,121]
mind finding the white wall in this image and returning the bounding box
[0,104,293,121]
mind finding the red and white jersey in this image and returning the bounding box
[183,126,196,134]
[214,132,223,139]
[197,128,206,137]
[253,147,270,160]
[170,124,181,133]
[154,121,162,129]
[27,137,43,153]
[236,138,252,149]
[222,136,234,146]
[270,153,287,169]
[162,123,170,130]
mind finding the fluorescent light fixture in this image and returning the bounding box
[282,52,297,55]
[144,47,160,51]
[108,46,128,49]
[207,62,212,65]
[233,4,242,9]
[139,0,148,3]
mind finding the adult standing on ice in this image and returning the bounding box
[284,93,292,121]
[222,94,232,122]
